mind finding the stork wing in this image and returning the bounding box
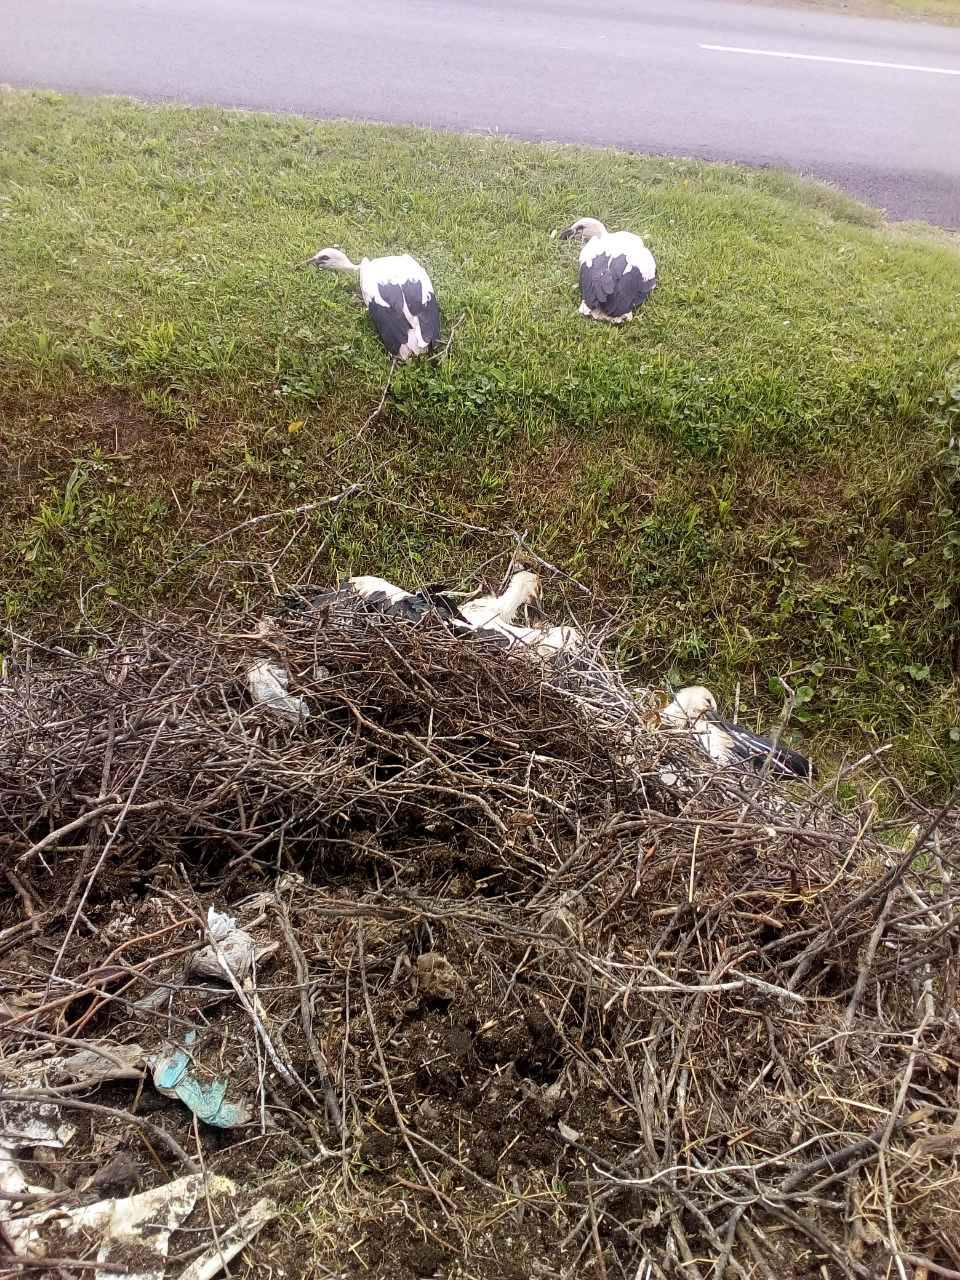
[579,253,655,318]
[275,585,348,615]
[712,716,815,780]
[369,279,441,354]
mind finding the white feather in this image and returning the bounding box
[580,230,656,282]
[347,575,412,605]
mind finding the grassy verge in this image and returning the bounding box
[1,89,959,791]
[776,0,960,23]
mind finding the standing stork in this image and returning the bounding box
[660,687,815,780]
[302,247,441,360]
[558,218,656,324]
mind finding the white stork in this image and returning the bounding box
[280,573,581,661]
[458,571,541,628]
[282,575,466,625]
[558,218,656,324]
[302,247,441,360]
[660,686,814,780]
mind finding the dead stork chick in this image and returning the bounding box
[303,247,441,360]
[458,570,541,628]
[282,575,469,626]
[558,217,656,324]
[661,686,814,780]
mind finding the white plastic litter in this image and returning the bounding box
[0,1100,77,1205]
[247,659,309,722]
[8,1172,234,1280]
[189,905,256,982]
[179,1196,278,1280]
[0,1100,76,1149]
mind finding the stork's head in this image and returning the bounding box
[302,247,357,272]
[558,217,608,243]
[661,685,718,726]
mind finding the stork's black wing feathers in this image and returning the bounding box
[275,587,344,616]
[402,280,441,346]
[580,253,655,318]
[366,294,411,357]
[714,716,815,780]
[370,280,441,355]
[275,583,470,627]
[419,585,472,625]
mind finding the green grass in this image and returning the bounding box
[1,89,959,792]
[795,0,960,21]
[879,0,960,16]
[808,0,960,21]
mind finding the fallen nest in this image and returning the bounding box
[1,605,958,1280]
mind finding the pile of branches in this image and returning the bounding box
[1,604,959,1279]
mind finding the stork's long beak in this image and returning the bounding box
[557,227,575,241]
[299,258,318,268]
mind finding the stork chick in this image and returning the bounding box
[303,247,441,360]
[661,686,814,780]
[458,571,541,628]
[485,621,583,660]
[558,217,656,324]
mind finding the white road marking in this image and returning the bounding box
[699,43,960,76]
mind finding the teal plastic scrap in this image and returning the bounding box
[147,1032,252,1129]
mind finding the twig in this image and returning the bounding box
[843,883,900,1028]
[193,1114,229,1280]
[178,1198,278,1280]
[0,1092,199,1174]
[274,895,344,1137]
[434,311,465,360]
[154,487,361,584]
[899,1257,960,1280]
[0,1259,133,1272]
[356,361,396,438]
[357,930,459,1225]
[42,716,168,1003]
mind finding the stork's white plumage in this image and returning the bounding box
[661,686,814,780]
[458,571,541,628]
[484,620,583,659]
[303,247,441,360]
[558,217,657,324]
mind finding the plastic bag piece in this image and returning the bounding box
[179,1196,278,1280]
[8,1172,233,1280]
[247,659,310,722]
[147,1031,253,1128]
[189,904,255,983]
[0,1099,76,1149]
[0,1100,78,1204]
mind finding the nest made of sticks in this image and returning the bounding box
[1,605,959,1279]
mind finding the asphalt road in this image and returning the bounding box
[4,0,959,225]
